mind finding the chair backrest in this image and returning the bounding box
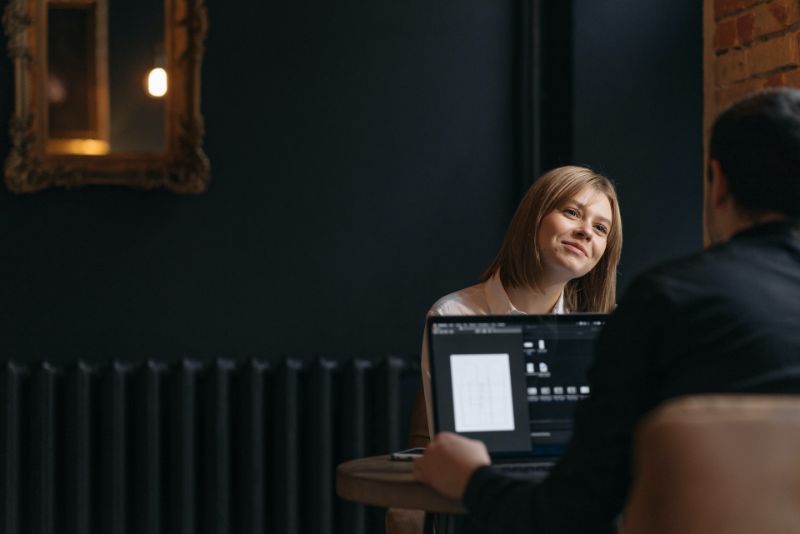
[622,395,800,534]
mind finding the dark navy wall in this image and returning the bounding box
[573,0,704,290]
[0,0,517,362]
[0,0,702,362]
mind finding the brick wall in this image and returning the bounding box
[703,0,800,243]
[706,0,800,123]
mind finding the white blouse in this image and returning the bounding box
[420,273,566,436]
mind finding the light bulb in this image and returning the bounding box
[146,68,168,98]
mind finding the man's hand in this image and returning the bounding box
[412,432,491,499]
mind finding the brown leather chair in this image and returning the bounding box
[622,395,800,534]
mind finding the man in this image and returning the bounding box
[413,88,800,533]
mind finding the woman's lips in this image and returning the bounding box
[562,241,587,257]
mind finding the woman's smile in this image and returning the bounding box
[562,240,588,257]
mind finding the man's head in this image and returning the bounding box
[705,88,800,244]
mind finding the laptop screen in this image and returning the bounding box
[428,314,606,457]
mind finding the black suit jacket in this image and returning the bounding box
[462,221,800,534]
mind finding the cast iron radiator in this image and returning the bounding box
[0,357,420,534]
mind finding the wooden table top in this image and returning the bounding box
[336,454,466,514]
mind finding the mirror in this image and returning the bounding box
[2,0,209,192]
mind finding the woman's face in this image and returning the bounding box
[537,186,613,283]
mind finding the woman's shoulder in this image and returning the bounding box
[427,281,490,316]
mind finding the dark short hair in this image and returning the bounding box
[710,88,800,218]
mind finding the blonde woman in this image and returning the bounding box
[388,165,622,534]
[415,165,623,444]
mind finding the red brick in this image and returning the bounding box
[764,71,788,86]
[741,1,800,43]
[772,0,800,26]
[761,67,800,87]
[715,49,749,84]
[747,31,800,75]
[715,0,761,21]
[737,12,757,44]
[716,0,745,20]
[768,1,790,24]
[783,67,800,85]
[715,79,763,111]
[715,19,740,50]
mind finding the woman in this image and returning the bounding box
[415,165,623,444]
[387,165,622,534]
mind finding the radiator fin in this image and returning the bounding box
[1,357,418,534]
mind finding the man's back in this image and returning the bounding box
[639,220,800,400]
[462,221,800,534]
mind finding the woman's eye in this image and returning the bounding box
[563,208,579,218]
[594,224,609,235]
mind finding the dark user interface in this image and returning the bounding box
[431,318,604,455]
[522,320,603,452]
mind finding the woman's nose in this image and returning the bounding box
[574,223,592,240]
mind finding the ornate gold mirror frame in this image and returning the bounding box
[2,0,209,193]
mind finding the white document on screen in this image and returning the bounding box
[450,353,515,432]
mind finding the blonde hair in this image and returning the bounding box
[481,165,622,312]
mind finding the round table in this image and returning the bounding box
[336,454,466,514]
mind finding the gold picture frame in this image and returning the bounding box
[2,0,210,193]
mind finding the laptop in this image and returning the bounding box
[427,314,607,480]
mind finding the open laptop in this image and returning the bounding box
[427,314,607,480]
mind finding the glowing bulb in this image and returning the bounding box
[147,68,168,97]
